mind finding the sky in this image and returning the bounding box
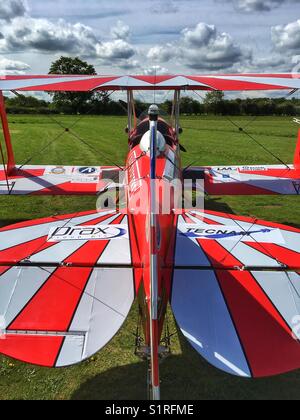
[0,0,300,77]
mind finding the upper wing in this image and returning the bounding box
[185,164,300,195]
[0,165,123,195]
[0,209,139,367]
[171,210,300,378]
[0,74,300,92]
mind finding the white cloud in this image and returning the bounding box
[151,1,179,14]
[228,0,300,12]
[117,59,141,71]
[0,57,30,75]
[143,65,169,75]
[111,20,130,41]
[182,23,216,47]
[0,17,98,56]
[272,19,300,54]
[147,22,250,71]
[0,14,137,68]
[0,0,27,22]
[147,44,176,62]
[96,39,135,61]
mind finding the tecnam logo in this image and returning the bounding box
[48,225,128,242]
[179,224,284,243]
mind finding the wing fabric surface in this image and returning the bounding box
[0,210,135,367]
[0,74,300,92]
[172,210,300,377]
[0,165,123,195]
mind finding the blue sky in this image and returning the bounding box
[0,0,299,75]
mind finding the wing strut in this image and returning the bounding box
[0,91,15,175]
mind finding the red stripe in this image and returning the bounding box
[205,178,277,195]
[197,238,243,268]
[31,182,99,195]
[151,226,157,254]
[8,267,93,331]
[0,236,55,264]
[128,213,141,268]
[0,335,63,367]
[217,270,300,377]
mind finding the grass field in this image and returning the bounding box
[0,114,300,400]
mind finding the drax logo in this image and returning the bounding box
[48,225,128,242]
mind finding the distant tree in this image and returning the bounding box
[49,56,109,114]
[161,100,173,115]
[204,91,225,115]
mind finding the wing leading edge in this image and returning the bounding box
[172,210,300,378]
[0,74,300,92]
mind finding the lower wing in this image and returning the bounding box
[0,165,123,195]
[171,209,300,377]
[185,164,300,195]
[0,209,137,367]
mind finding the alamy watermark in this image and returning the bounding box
[96,176,205,215]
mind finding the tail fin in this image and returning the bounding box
[294,129,300,169]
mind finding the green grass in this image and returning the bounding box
[0,114,300,400]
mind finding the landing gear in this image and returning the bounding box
[134,312,174,401]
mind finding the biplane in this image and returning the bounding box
[0,74,300,400]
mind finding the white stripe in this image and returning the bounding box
[181,329,204,348]
[214,353,250,377]
[56,268,134,366]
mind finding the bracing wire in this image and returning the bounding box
[17,90,123,171]
[182,89,296,171]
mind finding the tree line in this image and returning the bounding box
[3,56,300,117]
[4,93,300,117]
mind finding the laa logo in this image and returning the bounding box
[48,225,128,242]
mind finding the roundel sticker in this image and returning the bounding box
[78,167,97,175]
[51,166,66,175]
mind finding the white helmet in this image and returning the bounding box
[140,130,166,156]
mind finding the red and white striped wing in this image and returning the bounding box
[185,164,300,196]
[0,74,300,92]
[0,165,123,196]
[206,165,300,195]
[172,210,300,377]
[0,210,136,367]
